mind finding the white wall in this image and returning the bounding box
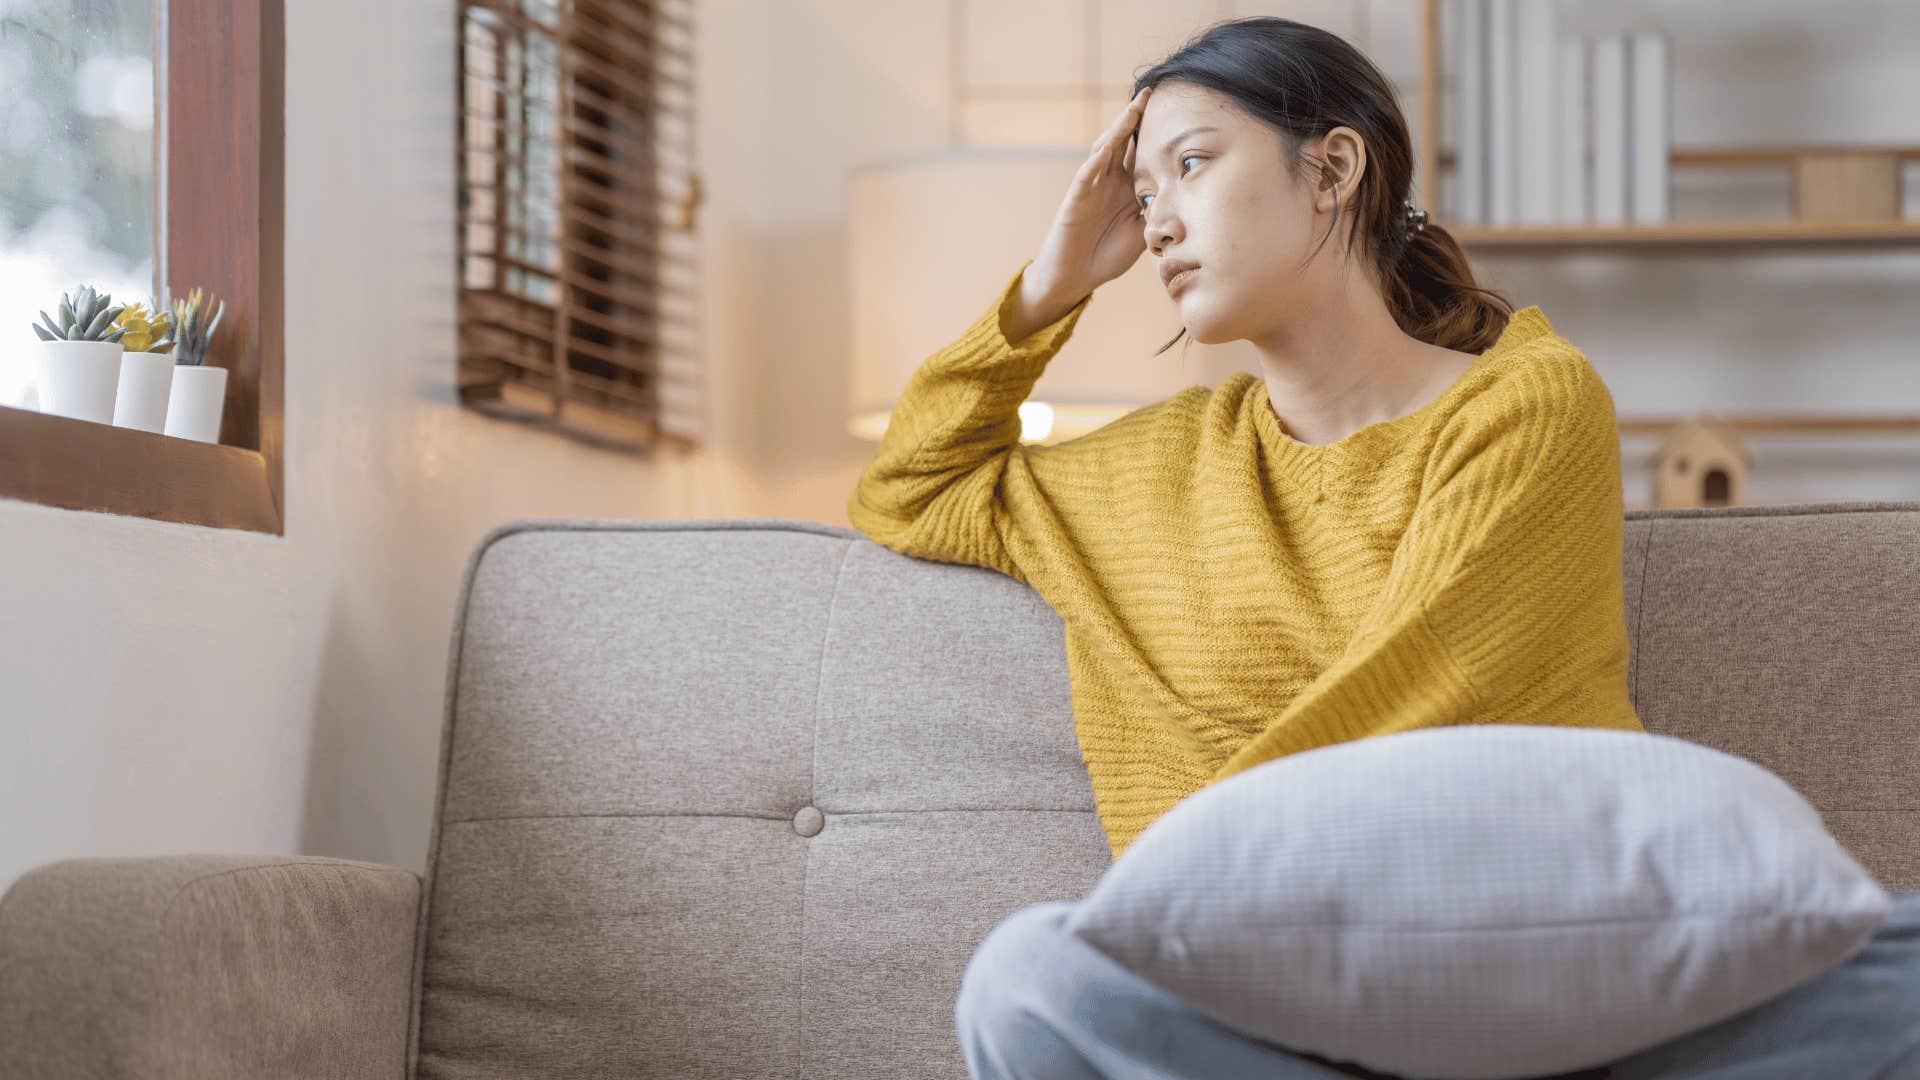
[0,0,776,891]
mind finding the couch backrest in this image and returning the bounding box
[408,504,1920,1079]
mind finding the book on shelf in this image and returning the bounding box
[1558,35,1591,223]
[1444,2,1671,229]
[1514,0,1559,224]
[1485,0,1516,224]
[1630,30,1672,224]
[1445,0,1486,223]
[1592,32,1629,224]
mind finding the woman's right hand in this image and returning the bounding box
[1026,85,1154,307]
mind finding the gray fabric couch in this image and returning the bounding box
[4,503,1916,1080]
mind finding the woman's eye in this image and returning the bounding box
[1137,155,1202,210]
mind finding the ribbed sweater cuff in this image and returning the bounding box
[930,260,1091,377]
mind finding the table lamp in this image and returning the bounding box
[846,149,1251,445]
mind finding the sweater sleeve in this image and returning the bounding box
[1206,352,1632,784]
[846,260,1095,585]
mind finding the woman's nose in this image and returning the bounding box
[1144,201,1178,254]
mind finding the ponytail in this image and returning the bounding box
[1383,219,1514,354]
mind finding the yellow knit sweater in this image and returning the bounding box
[847,259,1646,861]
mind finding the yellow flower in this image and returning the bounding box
[112,302,175,353]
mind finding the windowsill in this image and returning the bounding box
[0,0,290,535]
[0,403,283,533]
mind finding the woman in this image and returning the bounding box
[848,16,1920,1080]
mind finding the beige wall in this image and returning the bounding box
[0,0,774,891]
[5,0,1920,892]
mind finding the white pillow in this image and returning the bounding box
[1060,725,1892,1080]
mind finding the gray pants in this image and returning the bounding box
[956,891,1920,1080]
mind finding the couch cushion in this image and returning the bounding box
[1623,501,1920,888]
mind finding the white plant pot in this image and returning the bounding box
[112,350,177,432]
[36,339,125,424]
[163,364,228,443]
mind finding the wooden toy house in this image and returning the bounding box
[1648,414,1754,508]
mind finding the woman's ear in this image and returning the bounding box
[1313,126,1368,215]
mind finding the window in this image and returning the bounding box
[456,0,705,455]
[0,0,158,372]
[0,0,285,534]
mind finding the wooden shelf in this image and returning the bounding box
[1437,146,1920,170]
[1449,219,1920,251]
[1616,413,1920,437]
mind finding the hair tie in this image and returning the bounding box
[1403,197,1428,234]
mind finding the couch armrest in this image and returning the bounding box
[0,854,422,1079]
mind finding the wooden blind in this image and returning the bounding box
[456,0,704,453]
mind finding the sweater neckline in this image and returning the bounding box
[1248,305,1558,485]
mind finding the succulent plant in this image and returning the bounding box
[32,286,128,343]
[168,288,225,366]
[112,302,175,353]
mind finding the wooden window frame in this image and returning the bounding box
[0,0,286,534]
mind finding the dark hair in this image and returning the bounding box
[1132,16,1513,357]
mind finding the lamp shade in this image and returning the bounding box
[846,150,1249,445]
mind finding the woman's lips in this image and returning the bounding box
[1167,266,1200,295]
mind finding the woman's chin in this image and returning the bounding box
[1176,304,1228,345]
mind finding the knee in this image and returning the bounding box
[955,900,1082,1032]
